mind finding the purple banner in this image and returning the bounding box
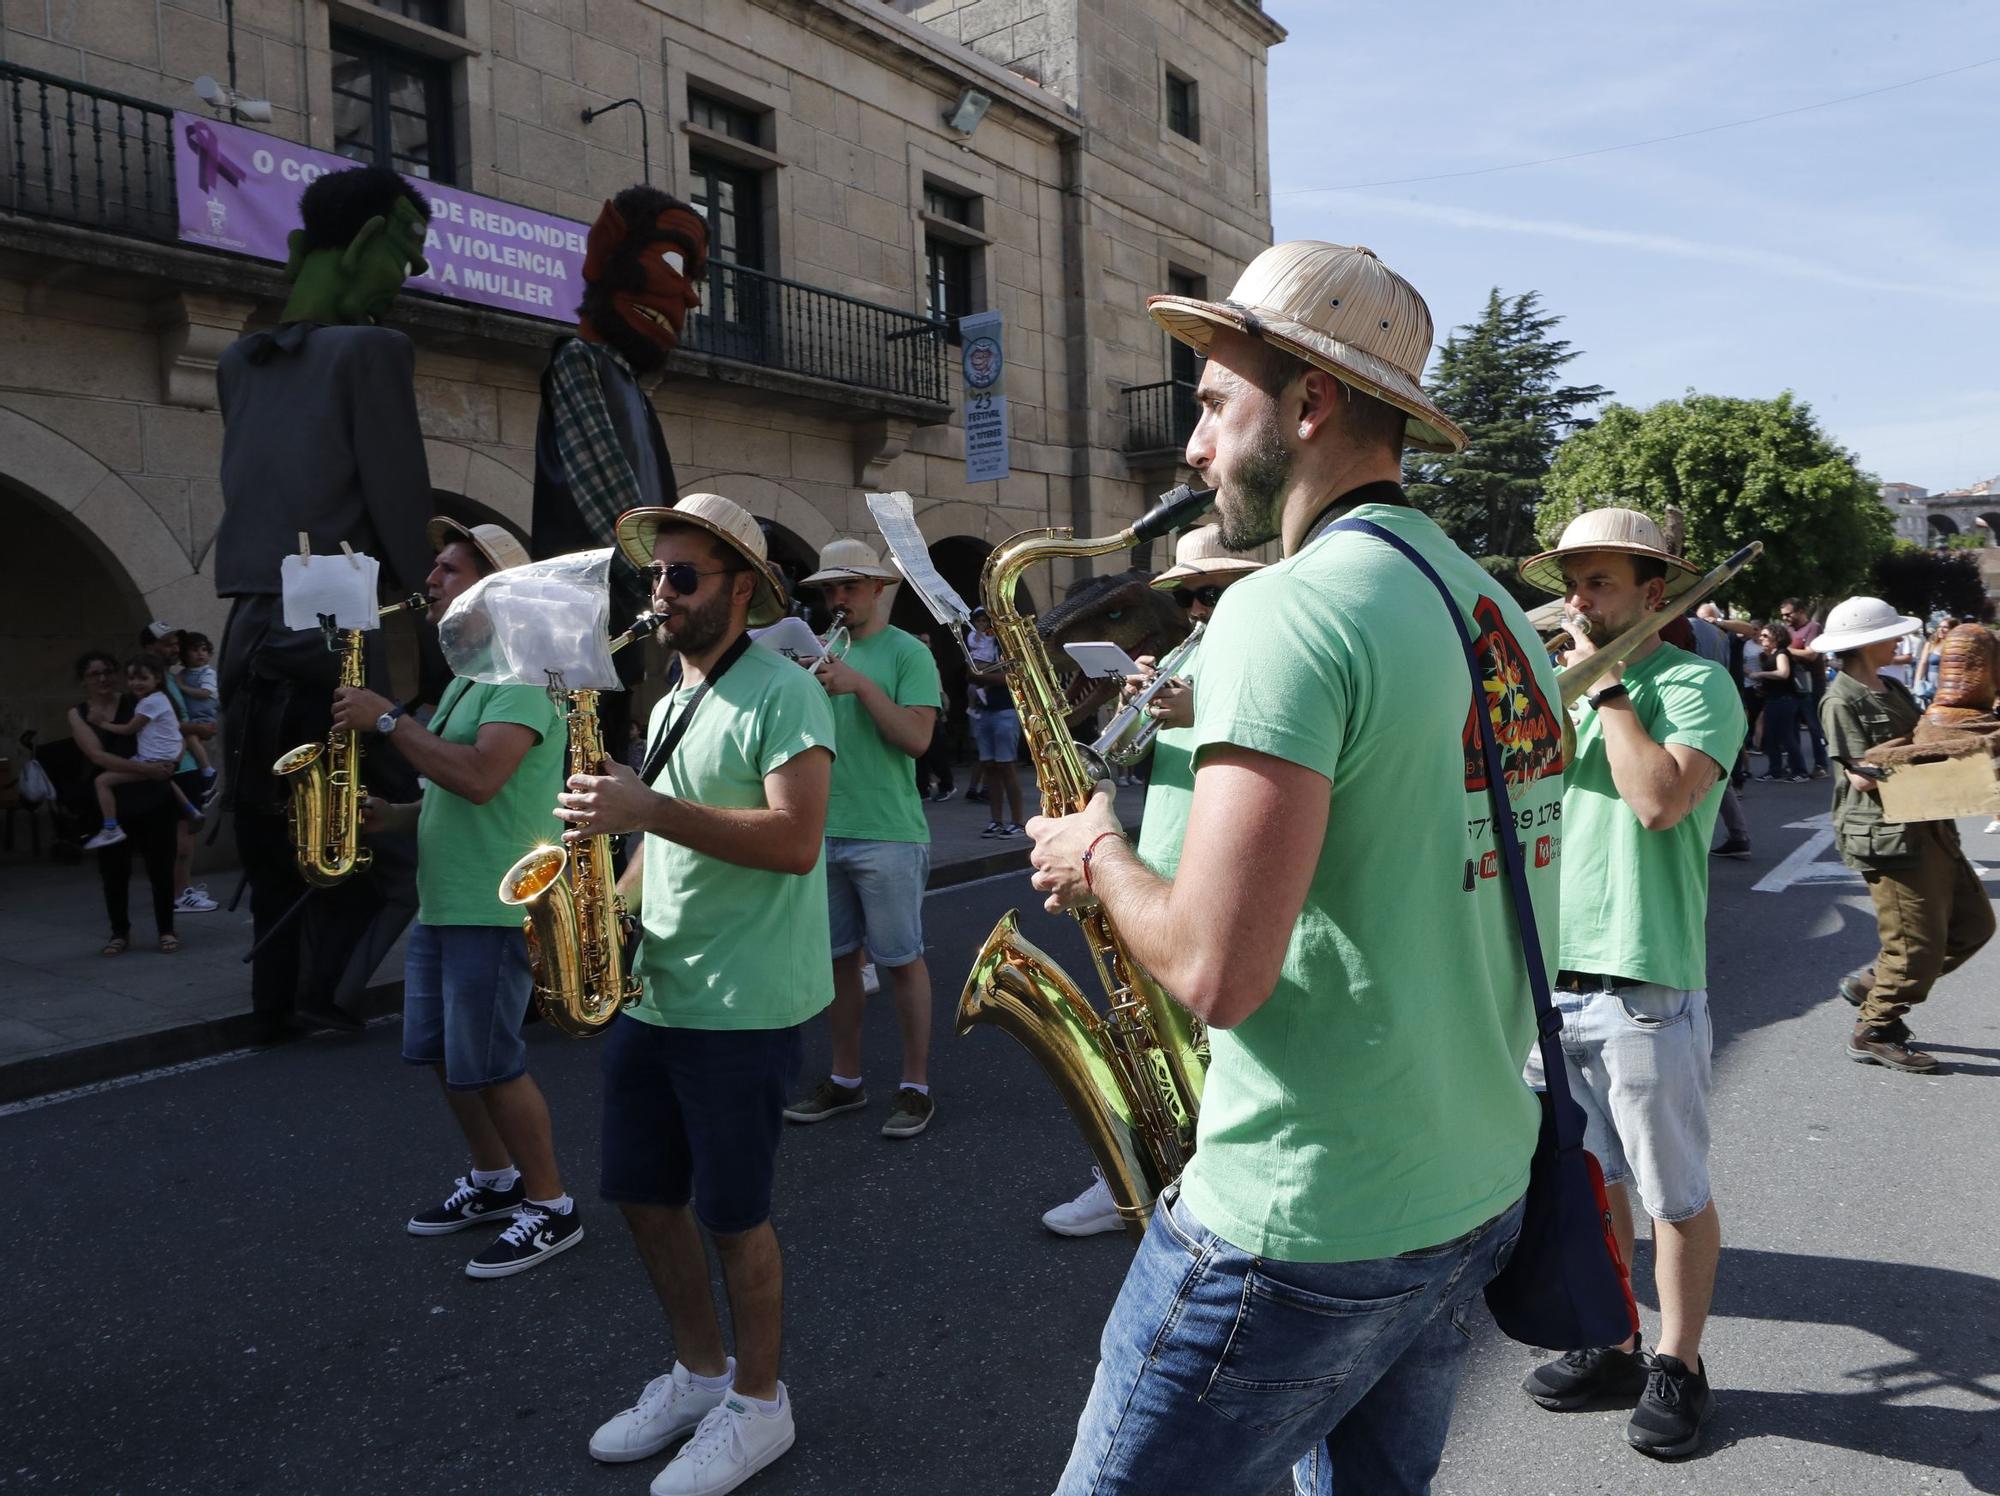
[172,111,587,322]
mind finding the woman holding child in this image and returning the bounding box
[67,651,183,955]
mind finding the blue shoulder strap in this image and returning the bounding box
[1327,517,1582,1149]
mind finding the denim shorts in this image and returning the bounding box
[401,921,535,1091]
[971,708,1020,762]
[597,1015,802,1234]
[826,837,930,966]
[1525,982,1713,1223]
[1055,1184,1524,1496]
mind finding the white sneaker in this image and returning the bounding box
[590,1359,736,1464]
[1984,818,2000,834]
[83,825,127,850]
[174,886,219,913]
[861,963,881,995]
[1041,1167,1125,1237]
[651,1387,795,1496]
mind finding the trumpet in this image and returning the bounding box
[815,607,852,668]
[1090,622,1205,771]
[496,609,663,1038]
[273,592,427,887]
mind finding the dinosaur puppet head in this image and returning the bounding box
[578,186,709,375]
[281,166,432,326]
[1038,568,1194,728]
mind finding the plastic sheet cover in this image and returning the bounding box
[438,548,619,690]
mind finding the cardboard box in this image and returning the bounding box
[1876,748,2000,822]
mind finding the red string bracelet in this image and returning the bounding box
[1082,830,1127,894]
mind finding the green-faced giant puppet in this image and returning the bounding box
[533,184,709,747]
[212,164,443,1029]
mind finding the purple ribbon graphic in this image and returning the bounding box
[184,121,246,193]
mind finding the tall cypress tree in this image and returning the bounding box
[1407,289,1610,563]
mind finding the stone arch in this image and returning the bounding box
[424,440,534,534]
[690,473,838,556]
[1979,512,2000,544]
[1929,512,1960,542]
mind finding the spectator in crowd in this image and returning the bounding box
[1688,606,1751,858]
[1749,622,1809,782]
[965,607,1026,836]
[1913,618,1957,706]
[80,656,202,848]
[910,629,957,802]
[66,651,182,955]
[1777,599,1830,779]
[137,622,219,913]
[177,632,222,801]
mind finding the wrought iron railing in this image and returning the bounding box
[1123,378,1199,454]
[1,62,176,240]
[685,258,950,406]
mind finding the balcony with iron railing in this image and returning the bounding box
[0,61,948,411]
[1122,377,1199,459]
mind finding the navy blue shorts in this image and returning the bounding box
[598,1014,802,1234]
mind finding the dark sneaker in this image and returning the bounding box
[1000,821,1025,837]
[465,1203,583,1279]
[1847,1022,1938,1073]
[1627,1353,1713,1459]
[881,1087,934,1139]
[932,786,958,802]
[980,820,1005,837]
[1523,1338,1648,1410]
[1838,970,1873,1007]
[408,1175,526,1236]
[1811,766,1830,780]
[1710,839,1751,858]
[783,1078,868,1124]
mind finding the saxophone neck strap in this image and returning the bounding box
[639,631,752,786]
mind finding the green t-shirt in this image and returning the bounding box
[1178,503,1559,1264]
[823,627,942,843]
[1133,655,1200,880]
[416,679,566,927]
[630,644,837,1031]
[1558,643,1745,988]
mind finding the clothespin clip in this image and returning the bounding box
[340,541,361,570]
[298,531,311,567]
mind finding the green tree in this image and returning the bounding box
[1406,289,1610,560]
[1538,391,1893,614]
[1873,542,1987,620]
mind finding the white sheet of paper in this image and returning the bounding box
[281,551,381,631]
[866,492,975,650]
[750,615,826,667]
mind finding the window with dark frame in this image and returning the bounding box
[925,234,975,327]
[924,184,976,227]
[1167,269,1205,387]
[1165,70,1199,143]
[367,0,450,25]
[332,29,455,182]
[689,90,762,145]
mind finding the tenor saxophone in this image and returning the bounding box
[957,484,1216,1237]
[273,593,426,887]
[496,611,663,1038]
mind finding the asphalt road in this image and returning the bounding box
[3,778,1997,1495]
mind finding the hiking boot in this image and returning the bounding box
[783,1079,867,1124]
[589,1359,735,1464]
[464,1202,584,1278]
[1847,1022,1938,1073]
[881,1087,934,1139]
[408,1174,526,1235]
[1041,1168,1124,1237]
[1522,1338,1648,1411]
[1710,839,1751,858]
[1838,970,1872,1007]
[1626,1353,1713,1459]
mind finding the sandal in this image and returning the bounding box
[100,936,129,957]
[158,933,180,954]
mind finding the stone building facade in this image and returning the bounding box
[0,0,1283,746]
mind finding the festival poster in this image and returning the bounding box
[959,309,1010,484]
[171,112,587,322]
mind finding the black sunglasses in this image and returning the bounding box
[1172,586,1225,609]
[643,561,743,595]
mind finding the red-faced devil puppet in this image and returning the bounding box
[532,185,709,745]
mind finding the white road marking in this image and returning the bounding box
[1755,812,1997,894]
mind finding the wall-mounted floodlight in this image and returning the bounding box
[944,87,991,136]
[194,74,272,123]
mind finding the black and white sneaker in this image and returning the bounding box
[407,1175,525,1236]
[465,1204,584,1279]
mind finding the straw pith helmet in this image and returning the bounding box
[1146,240,1466,454]
[1151,524,1265,588]
[614,493,787,627]
[801,537,900,586]
[426,515,531,574]
[1519,508,1703,600]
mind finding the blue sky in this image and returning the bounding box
[1265,0,2000,494]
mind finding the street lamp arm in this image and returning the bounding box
[579,97,650,185]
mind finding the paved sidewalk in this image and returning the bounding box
[0,777,1142,1102]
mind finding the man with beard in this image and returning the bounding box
[535,185,708,753]
[1025,243,1563,1494]
[556,495,833,1496]
[1514,508,1743,1459]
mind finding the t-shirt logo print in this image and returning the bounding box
[1463,597,1565,796]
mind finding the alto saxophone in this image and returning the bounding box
[497,611,663,1038]
[957,484,1216,1237]
[273,594,426,887]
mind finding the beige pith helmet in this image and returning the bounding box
[1151,524,1265,589]
[1146,240,1466,454]
[1519,508,1703,601]
[800,537,900,587]
[613,493,787,627]
[426,515,531,574]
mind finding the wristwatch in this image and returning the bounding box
[375,703,406,735]
[1586,682,1628,710]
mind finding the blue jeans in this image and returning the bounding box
[826,837,930,965]
[401,922,534,1090]
[1054,1185,1525,1496]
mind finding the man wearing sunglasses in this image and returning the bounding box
[1040,524,1262,1237]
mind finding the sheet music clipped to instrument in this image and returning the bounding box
[866,491,976,649]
